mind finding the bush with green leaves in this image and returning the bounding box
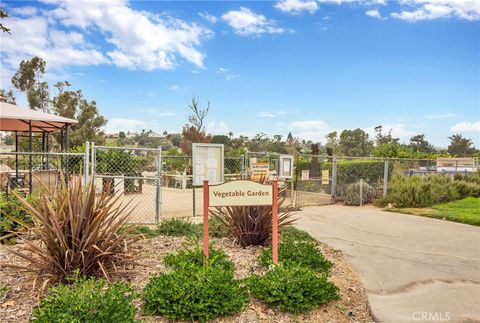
[164,245,234,272]
[0,191,34,243]
[157,218,201,237]
[32,277,137,323]
[142,265,249,322]
[344,181,375,206]
[280,226,317,244]
[259,239,332,273]
[380,173,479,208]
[453,180,480,199]
[246,264,339,314]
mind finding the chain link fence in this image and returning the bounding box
[0,152,86,195]
[92,145,161,224]
[3,144,478,224]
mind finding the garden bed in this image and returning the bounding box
[0,232,372,322]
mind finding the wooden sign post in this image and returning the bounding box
[203,180,279,264]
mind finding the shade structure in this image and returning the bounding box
[0,101,77,133]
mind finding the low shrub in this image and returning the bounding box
[0,191,35,243]
[247,264,339,313]
[142,266,249,322]
[164,245,234,272]
[280,226,317,244]
[157,218,201,237]
[344,181,375,206]
[32,277,137,323]
[454,171,480,185]
[382,173,480,208]
[259,240,332,273]
[453,180,480,199]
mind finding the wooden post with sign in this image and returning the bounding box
[271,180,279,264]
[203,180,210,259]
[203,180,279,265]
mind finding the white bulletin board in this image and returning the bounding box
[192,143,224,186]
[278,154,294,179]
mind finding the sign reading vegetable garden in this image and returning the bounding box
[203,179,279,264]
[209,180,273,207]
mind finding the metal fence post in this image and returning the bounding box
[240,155,245,179]
[331,156,337,203]
[383,159,389,197]
[155,147,162,224]
[84,141,90,187]
[359,178,363,206]
[90,142,95,183]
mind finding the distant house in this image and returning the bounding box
[148,131,162,138]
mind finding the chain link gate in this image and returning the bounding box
[294,154,335,207]
[91,144,161,224]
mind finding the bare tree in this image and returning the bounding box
[188,97,210,132]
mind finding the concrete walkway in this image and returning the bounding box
[295,205,480,322]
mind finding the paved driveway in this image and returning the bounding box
[295,205,480,322]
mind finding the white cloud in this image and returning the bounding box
[365,9,383,18]
[450,121,480,133]
[225,74,239,81]
[259,110,288,118]
[425,113,456,119]
[275,0,319,14]
[168,84,189,92]
[1,1,213,83]
[0,14,107,85]
[199,11,218,24]
[216,67,238,81]
[206,121,230,134]
[222,7,287,36]
[145,108,175,117]
[10,6,38,16]
[391,0,480,21]
[106,118,146,133]
[288,120,331,142]
[49,0,213,70]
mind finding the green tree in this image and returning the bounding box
[447,134,476,157]
[0,89,16,104]
[52,81,106,147]
[12,57,50,112]
[0,8,10,34]
[338,128,373,157]
[211,135,230,145]
[325,131,339,155]
[374,125,399,146]
[409,134,435,153]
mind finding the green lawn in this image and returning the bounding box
[387,197,480,226]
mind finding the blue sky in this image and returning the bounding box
[1,0,479,147]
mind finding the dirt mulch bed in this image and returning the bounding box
[0,235,373,323]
